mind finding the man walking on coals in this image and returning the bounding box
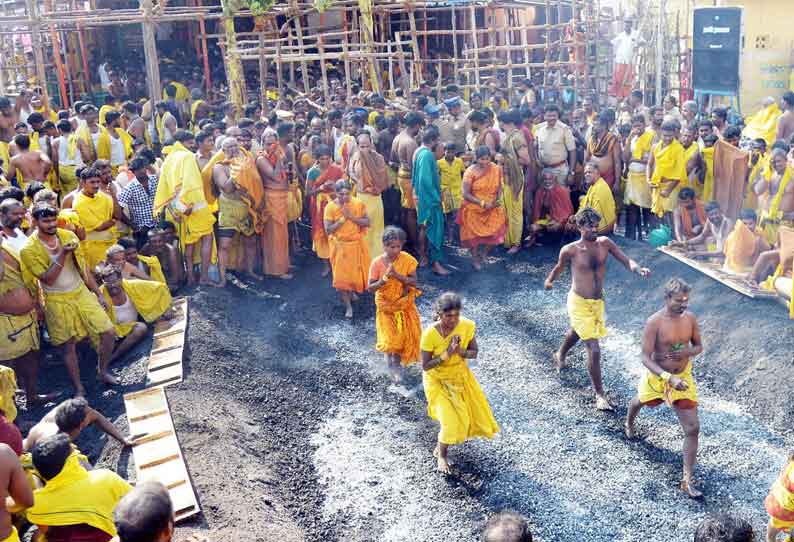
[544,207,650,411]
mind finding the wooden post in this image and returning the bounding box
[340,24,352,103]
[395,31,409,97]
[450,6,458,83]
[317,32,330,104]
[287,28,295,85]
[44,0,69,108]
[291,0,310,94]
[469,4,480,91]
[520,9,530,80]
[25,0,50,113]
[219,0,246,110]
[543,0,551,97]
[258,32,267,108]
[140,0,162,115]
[199,15,212,94]
[386,40,395,94]
[77,25,93,99]
[504,10,513,97]
[407,9,422,86]
[275,32,284,102]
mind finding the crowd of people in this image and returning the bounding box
[0,60,793,539]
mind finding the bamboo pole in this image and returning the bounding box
[543,0,551,96]
[317,31,330,104]
[199,15,212,93]
[77,25,92,99]
[450,5,458,83]
[504,9,513,96]
[520,9,530,80]
[290,0,310,94]
[25,0,50,113]
[407,9,421,86]
[140,0,161,119]
[258,32,267,108]
[340,21,352,103]
[219,0,246,110]
[274,27,284,101]
[469,4,480,91]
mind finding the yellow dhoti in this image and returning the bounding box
[262,189,290,276]
[651,180,680,217]
[638,362,698,408]
[567,290,606,340]
[624,167,652,208]
[80,237,115,273]
[0,311,39,362]
[357,192,384,262]
[218,194,254,237]
[397,167,416,209]
[287,182,303,223]
[43,284,114,346]
[502,183,524,248]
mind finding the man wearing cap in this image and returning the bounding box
[440,97,468,155]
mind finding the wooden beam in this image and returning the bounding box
[469,4,480,91]
[290,0,310,94]
[140,0,162,115]
[407,9,422,87]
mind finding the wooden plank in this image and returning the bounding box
[123,388,200,523]
[147,298,187,388]
[658,246,779,299]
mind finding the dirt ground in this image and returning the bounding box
[16,237,794,542]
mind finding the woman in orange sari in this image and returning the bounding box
[457,146,508,270]
[306,144,344,276]
[324,179,370,318]
[367,226,421,384]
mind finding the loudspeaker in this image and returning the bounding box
[692,7,742,92]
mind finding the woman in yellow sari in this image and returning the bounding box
[457,146,508,270]
[367,226,421,384]
[324,179,370,319]
[421,292,499,474]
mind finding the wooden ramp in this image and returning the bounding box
[147,297,188,388]
[658,246,779,299]
[124,387,200,522]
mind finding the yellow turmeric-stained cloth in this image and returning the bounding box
[581,178,617,231]
[324,197,370,292]
[761,166,794,245]
[650,140,687,216]
[0,367,17,423]
[262,189,290,276]
[97,278,171,342]
[766,460,794,530]
[742,102,782,147]
[637,361,698,409]
[745,152,769,212]
[75,125,97,164]
[96,127,132,164]
[713,139,750,219]
[20,229,114,346]
[155,142,216,253]
[25,452,131,537]
[625,130,655,207]
[369,252,422,365]
[0,242,39,371]
[420,317,500,445]
[73,191,116,272]
[457,163,507,248]
[567,290,607,340]
[199,149,222,211]
[723,219,763,274]
[137,254,166,285]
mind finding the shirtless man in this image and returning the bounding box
[625,278,704,498]
[24,397,133,452]
[195,131,215,171]
[77,105,101,165]
[675,201,732,258]
[391,112,423,251]
[584,112,622,193]
[754,148,794,244]
[545,207,650,411]
[0,442,33,541]
[777,92,794,144]
[122,102,145,142]
[213,137,262,286]
[7,135,51,188]
[141,228,182,292]
[155,102,178,144]
[0,97,19,146]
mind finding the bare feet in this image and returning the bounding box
[553,351,566,373]
[321,264,331,277]
[433,445,451,475]
[595,395,614,412]
[344,305,353,319]
[276,273,293,280]
[246,272,264,281]
[471,258,482,271]
[507,245,521,255]
[418,257,429,268]
[680,478,703,499]
[27,392,62,408]
[100,372,120,386]
[199,277,220,287]
[351,292,359,302]
[624,421,635,439]
[432,262,451,275]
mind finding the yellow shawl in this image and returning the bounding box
[26,452,130,536]
[137,254,167,285]
[581,178,616,231]
[101,278,171,328]
[631,130,654,161]
[19,228,86,295]
[199,150,224,207]
[763,166,793,224]
[75,124,97,163]
[191,99,205,125]
[651,139,687,187]
[153,141,206,218]
[96,126,133,163]
[701,146,715,202]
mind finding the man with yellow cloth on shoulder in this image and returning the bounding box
[96,111,132,179]
[647,120,687,227]
[20,203,118,397]
[154,130,216,287]
[26,433,131,542]
[753,148,794,246]
[94,264,172,364]
[348,132,388,261]
[189,88,211,133]
[52,120,84,197]
[75,105,101,166]
[579,161,616,235]
[72,167,117,273]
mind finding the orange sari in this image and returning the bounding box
[324,198,370,292]
[457,163,508,248]
[369,252,421,365]
[308,164,344,260]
